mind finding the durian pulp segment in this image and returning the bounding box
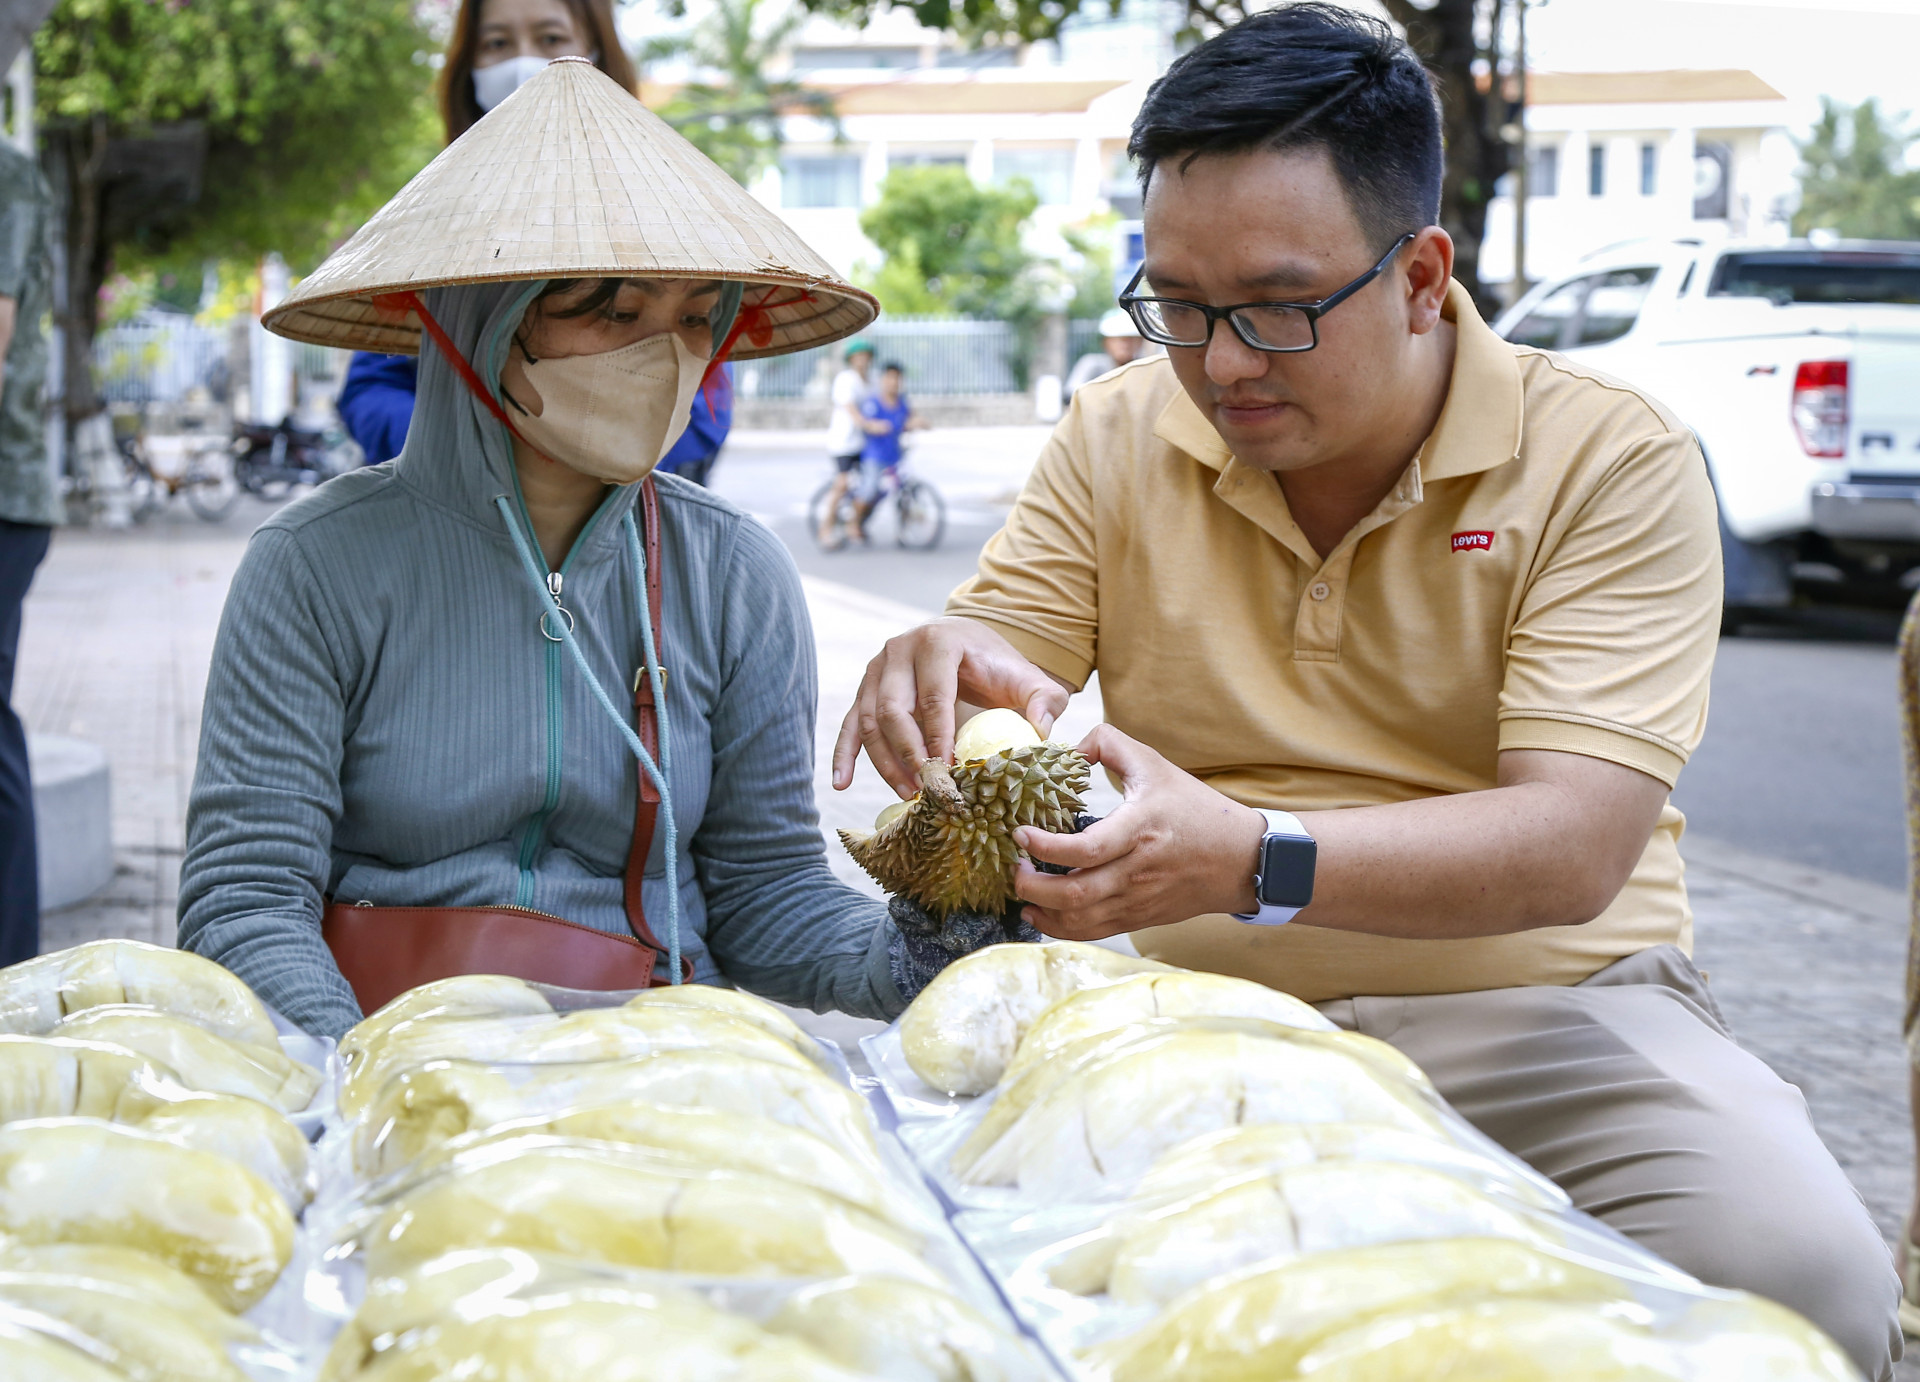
[874,799,912,831]
[952,709,1044,764]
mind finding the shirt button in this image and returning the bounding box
[1309,581,1331,602]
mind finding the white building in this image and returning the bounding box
[658,6,1176,278]
[1479,69,1797,292]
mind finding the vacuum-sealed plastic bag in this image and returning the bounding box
[0,1118,295,1312]
[0,939,282,1050]
[52,1006,322,1113]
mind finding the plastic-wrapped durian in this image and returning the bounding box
[0,1311,129,1381]
[0,1240,236,1320]
[411,1100,916,1230]
[0,940,279,1049]
[840,710,1091,919]
[768,1276,1049,1382]
[1136,1121,1565,1213]
[353,1048,879,1179]
[0,1119,294,1312]
[336,1292,867,1381]
[0,1035,311,1210]
[622,984,827,1067]
[901,940,1172,1095]
[356,1140,943,1289]
[51,1008,320,1113]
[1079,1238,1631,1382]
[1660,1294,1861,1381]
[955,1024,1440,1194]
[999,971,1335,1087]
[0,1273,251,1382]
[1052,1161,1558,1306]
[339,974,556,1083]
[341,1004,814,1119]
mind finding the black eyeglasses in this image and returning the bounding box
[1119,232,1418,353]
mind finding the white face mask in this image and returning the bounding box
[504,331,706,484]
[473,55,551,112]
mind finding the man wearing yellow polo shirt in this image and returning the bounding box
[833,5,1898,1375]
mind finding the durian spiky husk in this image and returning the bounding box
[840,744,1090,917]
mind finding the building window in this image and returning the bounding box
[1639,142,1658,196]
[1589,143,1606,197]
[889,151,968,174]
[780,154,862,209]
[1528,145,1558,198]
[993,147,1075,206]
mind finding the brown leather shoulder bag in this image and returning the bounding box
[323,478,692,1014]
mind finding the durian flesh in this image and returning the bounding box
[842,743,1090,917]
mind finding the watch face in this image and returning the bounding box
[1259,835,1317,908]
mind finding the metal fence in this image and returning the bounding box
[734,316,1027,399]
[93,315,347,406]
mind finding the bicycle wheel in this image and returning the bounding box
[185,467,241,522]
[894,479,946,550]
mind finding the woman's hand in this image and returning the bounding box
[1011,725,1266,939]
[832,616,1072,798]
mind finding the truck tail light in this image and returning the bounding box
[1791,360,1849,458]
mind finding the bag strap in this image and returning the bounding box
[624,477,693,981]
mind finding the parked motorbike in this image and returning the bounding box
[231,417,361,502]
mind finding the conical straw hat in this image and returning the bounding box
[264,57,876,358]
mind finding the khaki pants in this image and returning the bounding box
[1317,945,1901,1382]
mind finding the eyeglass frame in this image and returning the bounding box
[1117,231,1419,354]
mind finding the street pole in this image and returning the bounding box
[1511,0,1530,301]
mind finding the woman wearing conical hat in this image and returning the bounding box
[173,60,938,1038]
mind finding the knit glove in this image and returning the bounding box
[886,894,1044,1004]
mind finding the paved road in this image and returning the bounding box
[714,430,1913,893]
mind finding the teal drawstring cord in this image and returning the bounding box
[493,493,683,984]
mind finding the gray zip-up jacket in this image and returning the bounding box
[178,281,902,1039]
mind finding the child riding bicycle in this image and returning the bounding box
[843,360,928,544]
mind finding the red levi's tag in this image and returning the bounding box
[1451,530,1495,553]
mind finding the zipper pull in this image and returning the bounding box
[541,571,575,641]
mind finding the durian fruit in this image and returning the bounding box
[358,1141,943,1289]
[340,1004,816,1120]
[999,972,1335,1088]
[955,1025,1443,1195]
[333,1291,869,1382]
[0,1119,295,1312]
[901,940,1172,1096]
[353,1049,880,1182]
[1079,1238,1630,1382]
[0,1274,252,1382]
[0,940,279,1049]
[1280,1297,1682,1381]
[339,975,555,1090]
[1053,1160,1558,1306]
[0,1312,128,1381]
[768,1276,1050,1382]
[620,985,829,1069]
[1137,1121,1563,1213]
[839,710,1091,919]
[52,1007,321,1113]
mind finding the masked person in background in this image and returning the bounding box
[334,0,733,475]
[178,61,916,1040]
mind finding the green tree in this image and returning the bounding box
[1794,98,1920,242]
[800,0,1524,308]
[644,0,833,187]
[33,0,438,419]
[858,163,1037,317]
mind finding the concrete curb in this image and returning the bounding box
[1681,832,1906,927]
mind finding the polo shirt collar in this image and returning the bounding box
[1150,278,1525,485]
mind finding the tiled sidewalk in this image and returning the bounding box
[23,510,1920,1372]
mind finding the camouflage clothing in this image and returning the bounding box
[0,142,60,527]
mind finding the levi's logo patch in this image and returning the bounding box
[1451,530,1495,553]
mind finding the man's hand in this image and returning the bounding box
[832,616,1072,798]
[1011,725,1265,939]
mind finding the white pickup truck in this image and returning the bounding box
[1490,238,1920,620]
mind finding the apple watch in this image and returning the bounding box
[1232,808,1316,926]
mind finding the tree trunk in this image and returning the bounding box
[45,115,108,423]
[1380,0,1511,316]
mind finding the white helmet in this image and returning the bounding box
[1099,307,1139,340]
